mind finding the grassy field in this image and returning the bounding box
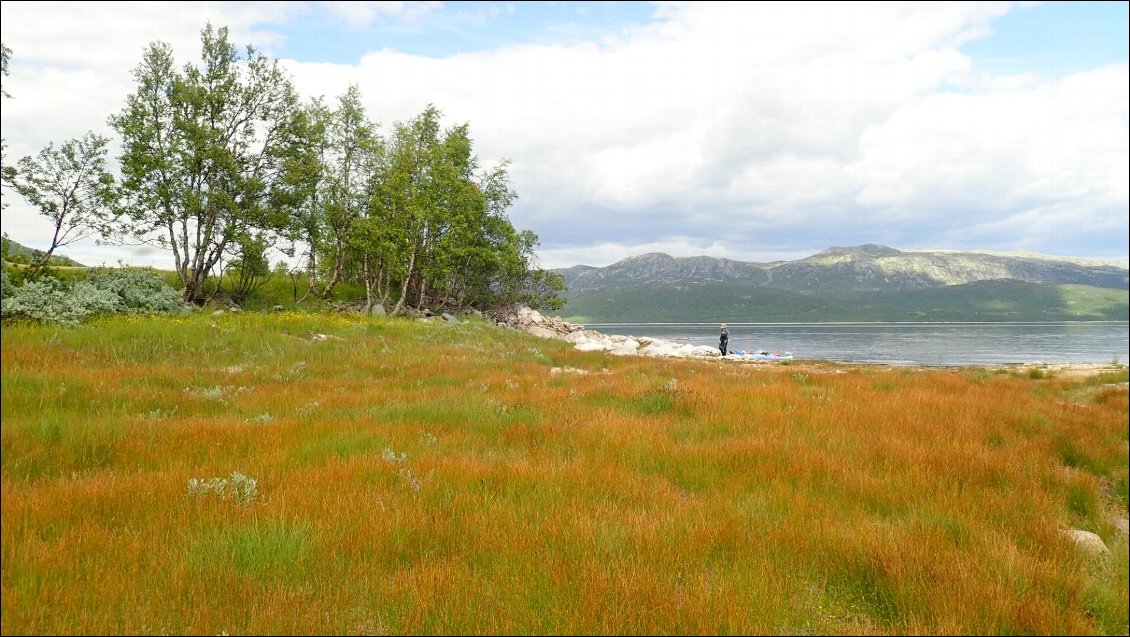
[1,312,1127,635]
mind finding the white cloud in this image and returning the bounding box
[1,1,301,266]
[2,1,1126,270]
[849,63,1129,250]
[321,1,441,28]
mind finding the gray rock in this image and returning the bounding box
[496,305,729,362]
[1062,529,1110,554]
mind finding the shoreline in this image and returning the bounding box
[504,308,1129,378]
[952,361,1127,378]
[783,360,1128,379]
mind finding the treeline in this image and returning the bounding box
[0,25,564,315]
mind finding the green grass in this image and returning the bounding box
[186,518,314,584]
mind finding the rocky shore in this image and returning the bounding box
[493,306,708,358]
[496,306,765,361]
[495,306,1130,377]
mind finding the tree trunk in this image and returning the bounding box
[320,242,347,299]
[362,255,376,312]
[380,268,392,307]
[416,274,427,311]
[392,246,416,316]
[25,247,56,282]
[297,240,317,304]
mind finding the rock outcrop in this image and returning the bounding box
[496,306,720,359]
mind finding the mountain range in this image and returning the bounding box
[552,244,1129,323]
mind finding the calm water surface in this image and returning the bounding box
[585,322,1130,366]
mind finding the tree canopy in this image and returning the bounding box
[3,24,565,313]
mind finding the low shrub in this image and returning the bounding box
[1,267,186,325]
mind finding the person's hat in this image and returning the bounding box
[721,323,727,328]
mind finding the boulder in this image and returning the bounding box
[1062,529,1110,554]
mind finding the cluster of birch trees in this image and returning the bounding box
[2,25,565,313]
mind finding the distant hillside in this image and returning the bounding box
[558,280,1129,323]
[553,245,1129,322]
[555,244,1128,295]
[1,237,86,268]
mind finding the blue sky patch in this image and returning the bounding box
[960,1,1128,77]
[273,1,660,62]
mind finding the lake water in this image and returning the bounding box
[583,322,1130,367]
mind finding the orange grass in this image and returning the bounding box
[2,312,1127,635]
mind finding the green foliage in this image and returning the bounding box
[520,268,568,311]
[1,268,184,324]
[223,232,273,303]
[1,41,10,99]
[8,133,118,280]
[0,266,14,299]
[8,25,552,316]
[87,268,184,314]
[1,277,117,325]
[307,84,380,299]
[110,23,301,303]
[0,23,551,315]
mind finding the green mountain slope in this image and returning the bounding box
[559,280,1129,323]
[1,237,86,267]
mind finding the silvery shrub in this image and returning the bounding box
[1,267,185,324]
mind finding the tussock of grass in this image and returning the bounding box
[2,312,1127,634]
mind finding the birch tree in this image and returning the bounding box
[9,133,119,280]
[109,24,300,303]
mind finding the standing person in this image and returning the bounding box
[719,323,729,356]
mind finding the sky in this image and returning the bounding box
[1,1,1127,270]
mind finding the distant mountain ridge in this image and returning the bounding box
[552,244,1129,323]
[554,244,1129,294]
[0,238,86,268]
